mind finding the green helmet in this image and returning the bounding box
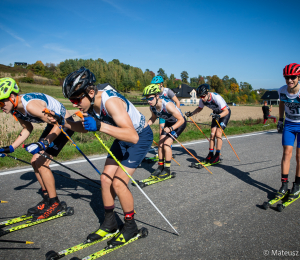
[143,84,161,96]
[0,78,19,100]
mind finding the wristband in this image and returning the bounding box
[279,118,284,122]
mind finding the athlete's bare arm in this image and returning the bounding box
[100,98,139,144]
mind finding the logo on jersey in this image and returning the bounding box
[101,109,106,116]
[220,122,226,128]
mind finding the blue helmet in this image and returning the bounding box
[151,76,164,84]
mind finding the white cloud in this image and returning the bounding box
[0,23,30,47]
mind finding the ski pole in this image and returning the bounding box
[186,121,210,126]
[0,239,34,244]
[42,108,102,175]
[75,111,179,236]
[152,140,180,166]
[18,148,101,189]
[166,131,213,174]
[188,117,220,155]
[0,200,8,203]
[211,114,240,161]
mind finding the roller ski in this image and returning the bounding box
[142,154,159,163]
[0,201,74,237]
[277,182,300,212]
[45,230,119,260]
[72,217,148,260]
[45,210,120,259]
[191,160,221,169]
[263,181,289,210]
[0,194,51,229]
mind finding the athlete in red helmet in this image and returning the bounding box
[276,63,300,201]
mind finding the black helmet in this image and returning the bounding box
[62,67,96,98]
[196,84,210,97]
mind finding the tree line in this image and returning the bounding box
[10,59,266,104]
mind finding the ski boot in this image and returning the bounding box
[87,211,119,242]
[34,198,63,220]
[205,152,214,163]
[210,153,220,164]
[107,217,138,247]
[288,182,300,200]
[275,181,289,199]
[151,166,163,177]
[27,194,49,216]
[158,168,171,179]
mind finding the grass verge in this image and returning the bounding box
[0,118,276,170]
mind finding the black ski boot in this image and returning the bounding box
[275,181,289,199]
[288,182,300,200]
[27,193,49,216]
[151,166,163,177]
[205,152,214,163]
[107,218,138,247]
[87,211,118,242]
[210,153,220,164]
[158,168,170,179]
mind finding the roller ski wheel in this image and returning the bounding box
[263,202,270,210]
[45,250,59,260]
[277,204,284,212]
[66,207,75,216]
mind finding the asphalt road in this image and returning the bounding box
[0,130,299,260]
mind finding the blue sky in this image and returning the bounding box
[0,0,299,90]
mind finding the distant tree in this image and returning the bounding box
[112,59,120,65]
[157,68,168,81]
[149,71,155,78]
[26,70,34,78]
[181,71,189,83]
[8,63,13,67]
[230,83,239,93]
[198,76,205,85]
[210,75,224,93]
[240,94,248,104]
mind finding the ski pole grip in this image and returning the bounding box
[74,111,84,119]
[43,108,51,115]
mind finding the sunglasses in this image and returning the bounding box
[199,95,206,98]
[146,96,155,101]
[284,75,298,81]
[69,94,86,105]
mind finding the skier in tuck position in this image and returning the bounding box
[276,63,300,200]
[143,84,186,179]
[0,77,74,219]
[48,67,153,247]
[185,83,231,164]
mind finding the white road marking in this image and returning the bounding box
[0,130,277,176]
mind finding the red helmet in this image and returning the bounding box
[283,63,300,76]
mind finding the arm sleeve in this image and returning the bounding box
[198,99,204,109]
[167,89,175,99]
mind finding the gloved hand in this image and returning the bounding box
[185,111,193,117]
[0,153,6,157]
[83,116,101,132]
[277,119,283,133]
[212,113,221,119]
[25,140,53,155]
[0,145,14,154]
[170,131,178,138]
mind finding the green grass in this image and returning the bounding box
[0,118,276,170]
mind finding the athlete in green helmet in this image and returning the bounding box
[0,77,74,220]
[143,84,186,178]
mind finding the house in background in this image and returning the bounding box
[14,62,27,66]
[261,91,279,105]
[172,84,198,106]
